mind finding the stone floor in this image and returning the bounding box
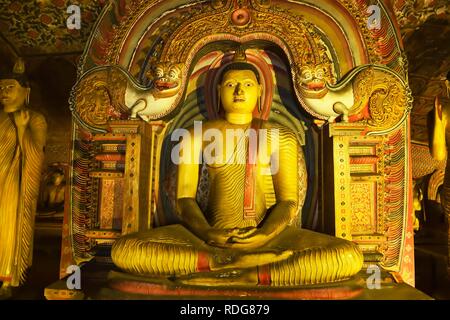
[5,222,62,300]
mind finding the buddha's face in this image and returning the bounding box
[219,69,261,115]
[0,79,28,113]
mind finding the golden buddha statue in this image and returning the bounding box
[0,59,47,296]
[431,73,450,275]
[112,51,363,287]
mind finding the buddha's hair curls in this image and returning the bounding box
[219,62,261,84]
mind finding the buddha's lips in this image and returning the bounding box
[234,96,245,102]
[154,80,178,90]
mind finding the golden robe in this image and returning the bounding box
[0,109,46,286]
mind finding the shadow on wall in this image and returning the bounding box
[28,56,78,166]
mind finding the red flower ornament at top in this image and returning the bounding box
[231,8,251,27]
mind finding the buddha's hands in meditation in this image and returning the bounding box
[204,228,242,247]
[226,227,276,248]
[204,226,279,249]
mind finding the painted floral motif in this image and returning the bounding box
[0,0,104,55]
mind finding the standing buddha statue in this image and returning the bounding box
[0,59,47,297]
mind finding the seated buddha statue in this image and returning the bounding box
[112,51,363,287]
[39,168,66,213]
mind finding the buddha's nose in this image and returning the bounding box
[234,83,244,95]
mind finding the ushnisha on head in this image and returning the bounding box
[0,58,31,113]
[217,49,262,120]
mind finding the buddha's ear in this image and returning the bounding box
[258,84,262,96]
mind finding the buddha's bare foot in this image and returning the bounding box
[174,269,258,287]
[210,249,293,271]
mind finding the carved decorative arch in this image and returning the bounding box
[76,0,408,123]
[84,0,405,76]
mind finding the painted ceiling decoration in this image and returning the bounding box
[0,0,444,57]
[392,0,450,142]
[0,0,105,56]
[393,0,449,34]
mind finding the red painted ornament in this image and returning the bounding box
[40,14,53,25]
[231,8,251,27]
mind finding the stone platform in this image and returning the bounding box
[44,262,432,300]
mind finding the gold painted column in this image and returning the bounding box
[332,135,352,242]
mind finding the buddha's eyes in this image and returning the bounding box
[224,82,254,88]
[0,85,13,91]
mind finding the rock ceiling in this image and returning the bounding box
[0,0,449,142]
[393,0,450,142]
